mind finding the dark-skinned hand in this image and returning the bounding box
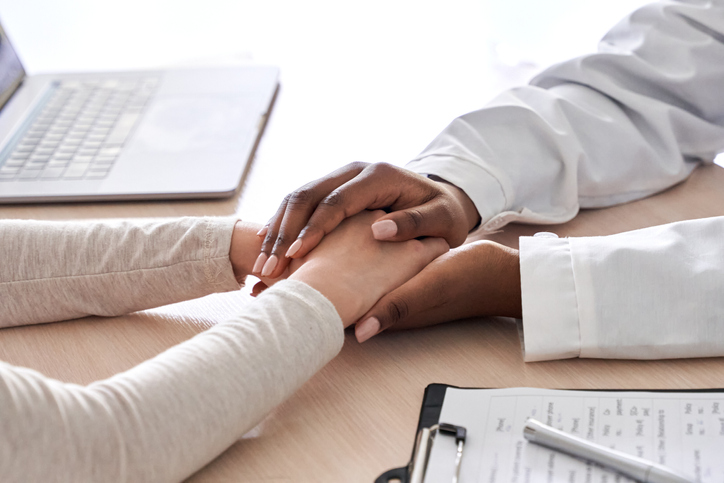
[353,240,522,342]
[251,162,480,279]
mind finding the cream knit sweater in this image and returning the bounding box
[0,217,344,482]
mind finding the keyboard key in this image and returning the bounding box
[39,141,61,150]
[86,168,110,179]
[56,146,78,155]
[97,146,122,157]
[41,167,65,179]
[9,151,31,160]
[92,155,116,165]
[18,168,42,179]
[0,166,20,175]
[5,158,26,167]
[14,144,37,153]
[63,163,90,178]
[29,154,51,162]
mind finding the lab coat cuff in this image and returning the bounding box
[519,235,581,361]
[405,155,506,231]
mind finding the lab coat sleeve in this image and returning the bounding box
[406,0,724,233]
[519,216,724,361]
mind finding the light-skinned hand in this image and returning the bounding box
[286,210,450,326]
[252,162,480,279]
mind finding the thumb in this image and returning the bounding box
[370,200,467,248]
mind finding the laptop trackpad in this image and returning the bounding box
[128,97,255,153]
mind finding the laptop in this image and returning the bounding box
[0,19,279,203]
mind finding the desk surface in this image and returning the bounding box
[1,1,723,481]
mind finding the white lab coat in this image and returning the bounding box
[407,0,724,361]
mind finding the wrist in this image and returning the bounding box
[289,262,362,327]
[230,220,264,283]
[430,176,481,232]
[498,246,522,318]
[467,241,522,318]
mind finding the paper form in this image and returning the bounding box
[423,388,724,483]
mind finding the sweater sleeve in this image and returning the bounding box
[407,0,724,233]
[519,216,724,361]
[0,217,241,328]
[0,279,345,482]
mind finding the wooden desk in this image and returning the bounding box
[1,163,723,482]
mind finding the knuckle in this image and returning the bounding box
[368,162,394,175]
[262,231,277,251]
[287,187,316,206]
[402,208,425,231]
[299,224,322,240]
[320,189,345,209]
[385,297,410,327]
[272,233,291,250]
[346,161,369,172]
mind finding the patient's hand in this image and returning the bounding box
[353,240,522,342]
[286,211,449,326]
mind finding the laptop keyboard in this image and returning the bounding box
[0,77,158,181]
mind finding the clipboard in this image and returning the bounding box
[374,384,724,483]
[375,383,458,483]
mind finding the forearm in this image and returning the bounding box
[0,217,243,328]
[408,0,724,232]
[0,280,344,482]
[520,216,724,361]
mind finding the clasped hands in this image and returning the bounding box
[232,162,522,342]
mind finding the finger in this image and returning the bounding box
[261,162,369,278]
[296,163,423,257]
[371,197,467,248]
[254,197,289,275]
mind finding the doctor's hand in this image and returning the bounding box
[252,162,480,279]
[353,240,522,342]
[287,210,449,326]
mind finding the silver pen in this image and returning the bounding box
[523,419,693,483]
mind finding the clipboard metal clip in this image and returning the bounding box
[409,422,466,483]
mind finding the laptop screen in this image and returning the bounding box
[0,21,25,111]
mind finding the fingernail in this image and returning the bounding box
[356,317,381,343]
[261,255,278,278]
[257,226,268,237]
[371,220,397,240]
[285,238,303,258]
[252,252,267,274]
